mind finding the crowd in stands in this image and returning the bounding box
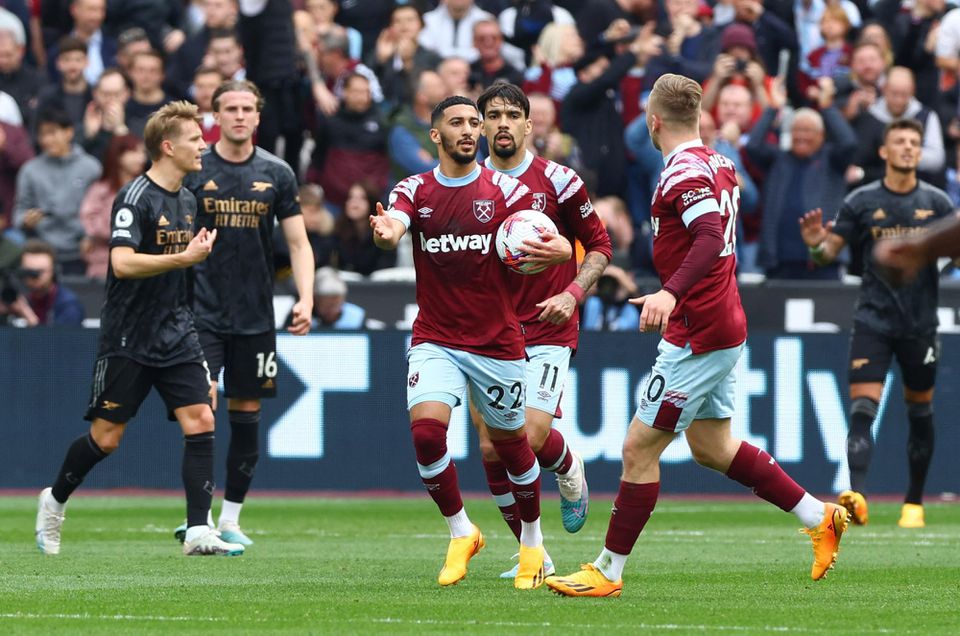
[2,0,960,329]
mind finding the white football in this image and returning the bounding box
[495,209,558,275]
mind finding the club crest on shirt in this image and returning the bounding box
[408,372,419,388]
[531,192,546,212]
[251,181,273,192]
[473,199,494,223]
[914,209,934,220]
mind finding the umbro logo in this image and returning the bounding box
[251,181,273,192]
[914,209,935,220]
[872,208,886,220]
[418,207,433,218]
[157,215,170,226]
[203,179,218,191]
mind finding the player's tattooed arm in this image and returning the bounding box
[536,251,610,325]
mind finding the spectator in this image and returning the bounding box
[469,19,524,92]
[935,5,960,86]
[701,23,773,124]
[849,66,946,189]
[305,0,361,59]
[0,240,84,326]
[890,0,949,107]
[581,265,640,331]
[47,0,116,85]
[592,196,634,266]
[36,37,93,132]
[418,0,493,62]
[367,5,441,106]
[835,41,888,123]
[192,66,224,144]
[275,184,335,273]
[498,0,574,56]
[309,73,389,211]
[798,5,853,103]
[562,27,662,198]
[648,0,722,83]
[124,50,172,138]
[794,0,861,69]
[328,0,394,59]
[0,119,33,232]
[310,28,383,118]
[13,109,101,275]
[747,79,857,279]
[0,26,39,126]
[114,27,152,75]
[80,67,131,162]
[388,69,442,185]
[306,265,371,329]
[205,28,245,81]
[526,92,589,181]
[437,56,473,98]
[104,0,185,55]
[522,22,584,105]
[731,0,798,87]
[575,0,649,53]
[333,181,396,276]
[78,134,144,280]
[167,0,237,97]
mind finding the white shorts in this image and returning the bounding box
[635,340,743,433]
[407,343,526,431]
[525,344,571,418]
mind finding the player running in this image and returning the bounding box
[35,102,244,556]
[800,119,953,528]
[173,80,315,546]
[475,82,612,577]
[546,74,849,598]
[370,96,571,589]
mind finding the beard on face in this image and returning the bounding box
[492,133,519,159]
[441,134,477,165]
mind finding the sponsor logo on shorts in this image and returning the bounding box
[851,358,869,370]
[101,400,122,410]
[262,378,275,389]
[408,372,419,388]
[537,390,552,401]
[663,390,688,408]
[505,411,519,421]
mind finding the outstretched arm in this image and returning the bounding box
[799,207,847,266]
[370,202,407,250]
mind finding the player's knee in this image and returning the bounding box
[410,418,448,464]
[525,420,551,452]
[688,440,724,470]
[194,407,216,433]
[90,421,124,453]
[478,439,499,463]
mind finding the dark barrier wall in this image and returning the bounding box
[2,329,958,495]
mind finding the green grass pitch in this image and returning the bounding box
[2,495,958,634]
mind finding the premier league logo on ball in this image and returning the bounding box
[473,199,494,223]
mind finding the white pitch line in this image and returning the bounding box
[0,612,225,623]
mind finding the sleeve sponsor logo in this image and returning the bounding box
[579,200,594,218]
[112,229,132,239]
[115,207,134,228]
[681,187,712,207]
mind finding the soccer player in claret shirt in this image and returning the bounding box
[173,80,315,547]
[546,74,849,598]
[800,119,953,529]
[370,96,572,589]
[476,82,613,577]
[35,102,245,556]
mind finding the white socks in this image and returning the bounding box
[445,508,473,538]
[219,500,243,526]
[45,491,65,513]
[184,525,209,543]
[520,519,543,548]
[594,548,628,582]
[791,493,825,529]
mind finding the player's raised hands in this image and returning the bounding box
[184,227,218,264]
[630,289,677,334]
[370,202,398,245]
[799,208,834,247]
[520,231,572,268]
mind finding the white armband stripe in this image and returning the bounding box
[681,198,720,227]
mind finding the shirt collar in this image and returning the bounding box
[663,138,705,166]
[484,149,533,178]
[433,164,481,187]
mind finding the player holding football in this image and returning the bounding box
[370,95,571,589]
[35,102,245,556]
[546,74,849,598]
[800,119,953,529]
[475,82,612,577]
[174,80,314,546]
